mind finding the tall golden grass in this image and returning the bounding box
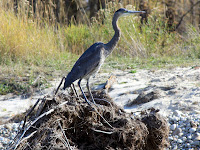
[0,9,60,64]
[0,0,199,66]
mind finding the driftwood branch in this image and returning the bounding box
[22,98,42,130]
[10,100,68,149]
[13,108,55,150]
[91,128,113,134]
[175,1,200,30]
[58,120,72,150]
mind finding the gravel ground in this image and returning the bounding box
[0,122,19,149]
[168,111,200,150]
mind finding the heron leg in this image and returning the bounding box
[78,79,91,105]
[71,83,79,98]
[86,79,96,104]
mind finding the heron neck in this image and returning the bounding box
[105,14,120,56]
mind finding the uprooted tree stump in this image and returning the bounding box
[9,91,169,150]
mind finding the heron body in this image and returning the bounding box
[63,8,145,104]
[63,42,105,88]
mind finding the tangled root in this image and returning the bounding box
[10,91,169,150]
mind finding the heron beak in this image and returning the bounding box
[127,10,146,14]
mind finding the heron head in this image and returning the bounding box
[115,8,145,17]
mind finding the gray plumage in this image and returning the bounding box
[63,8,145,104]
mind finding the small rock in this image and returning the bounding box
[172,127,182,135]
[179,120,184,126]
[186,126,191,131]
[189,128,196,133]
[180,116,187,121]
[187,135,192,140]
[170,124,177,131]
[194,110,200,114]
[0,136,9,144]
[198,126,200,131]
[179,132,184,137]
[0,143,3,149]
[150,78,161,82]
[172,145,178,150]
[12,123,19,132]
[193,135,200,141]
[196,132,200,136]
[190,121,197,128]
[182,137,187,141]
[188,140,193,144]
[168,76,177,81]
[173,110,182,116]
[185,143,191,148]
[186,121,191,126]
[191,141,200,146]
[168,136,173,141]
[174,135,179,139]
[177,139,183,144]
[172,116,179,122]
[4,124,12,131]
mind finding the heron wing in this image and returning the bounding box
[68,42,104,82]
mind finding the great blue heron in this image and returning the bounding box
[63,8,145,105]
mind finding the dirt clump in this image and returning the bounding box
[9,91,169,150]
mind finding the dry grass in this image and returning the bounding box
[0,9,60,65]
[0,0,199,94]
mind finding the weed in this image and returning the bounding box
[2,108,7,112]
[0,80,29,95]
[129,70,137,74]
[0,84,12,95]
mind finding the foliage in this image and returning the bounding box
[0,1,199,95]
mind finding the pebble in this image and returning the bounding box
[194,135,200,141]
[177,139,183,143]
[173,110,183,117]
[172,127,182,135]
[185,143,191,148]
[0,123,20,149]
[187,134,192,139]
[170,124,177,130]
[168,136,173,141]
[189,128,196,133]
[182,137,187,141]
[192,141,200,146]
[150,78,161,82]
[167,110,200,149]
[190,121,197,128]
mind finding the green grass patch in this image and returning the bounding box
[129,70,137,74]
[0,80,29,95]
[2,108,7,112]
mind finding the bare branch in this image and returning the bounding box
[176,1,200,30]
[91,128,113,134]
[12,108,55,150]
[22,98,42,131]
[58,120,72,150]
